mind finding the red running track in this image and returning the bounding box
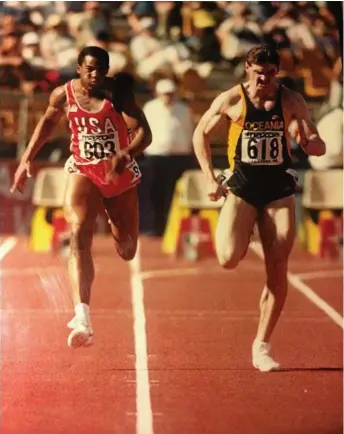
[0,235,342,434]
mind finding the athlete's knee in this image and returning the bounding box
[70,221,94,252]
[216,246,241,270]
[115,238,137,261]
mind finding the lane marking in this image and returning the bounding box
[139,261,270,281]
[250,243,343,329]
[129,242,154,434]
[294,269,343,280]
[0,237,17,261]
[0,266,63,277]
[140,267,199,280]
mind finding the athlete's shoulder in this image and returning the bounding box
[49,85,67,109]
[210,85,243,114]
[107,74,136,112]
[112,72,135,91]
[281,85,305,108]
[219,85,243,103]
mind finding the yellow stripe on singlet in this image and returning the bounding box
[227,85,246,170]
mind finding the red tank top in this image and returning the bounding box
[65,80,129,163]
[64,80,142,198]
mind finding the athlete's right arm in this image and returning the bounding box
[192,89,235,184]
[10,86,66,194]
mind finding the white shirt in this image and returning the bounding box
[143,98,194,156]
[309,108,343,170]
[130,34,162,64]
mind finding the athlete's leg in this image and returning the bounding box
[64,174,102,348]
[215,193,258,269]
[64,174,101,304]
[253,195,295,370]
[103,186,139,261]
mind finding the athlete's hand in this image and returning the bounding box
[10,160,32,194]
[207,179,227,201]
[289,118,306,146]
[105,151,131,183]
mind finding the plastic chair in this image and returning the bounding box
[162,169,226,258]
[178,169,225,209]
[301,169,343,259]
[302,169,343,209]
[32,167,68,207]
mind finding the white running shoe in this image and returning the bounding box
[252,340,280,372]
[67,316,93,349]
[67,316,94,334]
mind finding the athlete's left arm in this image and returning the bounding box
[121,93,152,159]
[287,91,326,156]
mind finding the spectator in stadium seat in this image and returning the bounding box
[0,31,33,90]
[141,79,194,236]
[75,1,110,48]
[20,30,60,93]
[22,31,45,68]
[40,14,78,77]
[129,16,191,80]
[216,2,262,62]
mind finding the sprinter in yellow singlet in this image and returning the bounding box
[193,45,326,372]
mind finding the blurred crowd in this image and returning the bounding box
[0,1,342,94]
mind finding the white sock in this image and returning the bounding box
[253,339,268,350]
[75,303,90,324]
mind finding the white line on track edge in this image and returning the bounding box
[294,269,343,280]
[0,237,18,261]
[129,241,154,434]
[250,242,343,329]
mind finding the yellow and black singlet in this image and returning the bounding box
[227,84,292,173]
[223,84,297,208]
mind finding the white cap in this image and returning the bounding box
[22,32,40,46]
[140,17,155,30]
[155,79,177,94]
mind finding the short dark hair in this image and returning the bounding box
[77,46,109,69]
[245,45,280,68]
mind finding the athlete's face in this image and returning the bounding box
[246,63,278,92]
[78,55,109,91]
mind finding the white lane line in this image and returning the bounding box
[140,267,199,280]
[287,273,343,328]
[0,266,62,277]
[294,269,343,280]
[0,237,18,261]
[250,242,344,329]
[139,260,267,281]
[129,242,154,434]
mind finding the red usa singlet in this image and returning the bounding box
[64,79,141,198]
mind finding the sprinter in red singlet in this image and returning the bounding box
[11,47,152,349]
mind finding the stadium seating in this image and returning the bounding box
[301,169,343,258]
[162,169,225,259]
[32,167,68,207]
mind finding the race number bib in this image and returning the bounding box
[79,132,119,161]
[127,160,141,183]
[241,130,283,165]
